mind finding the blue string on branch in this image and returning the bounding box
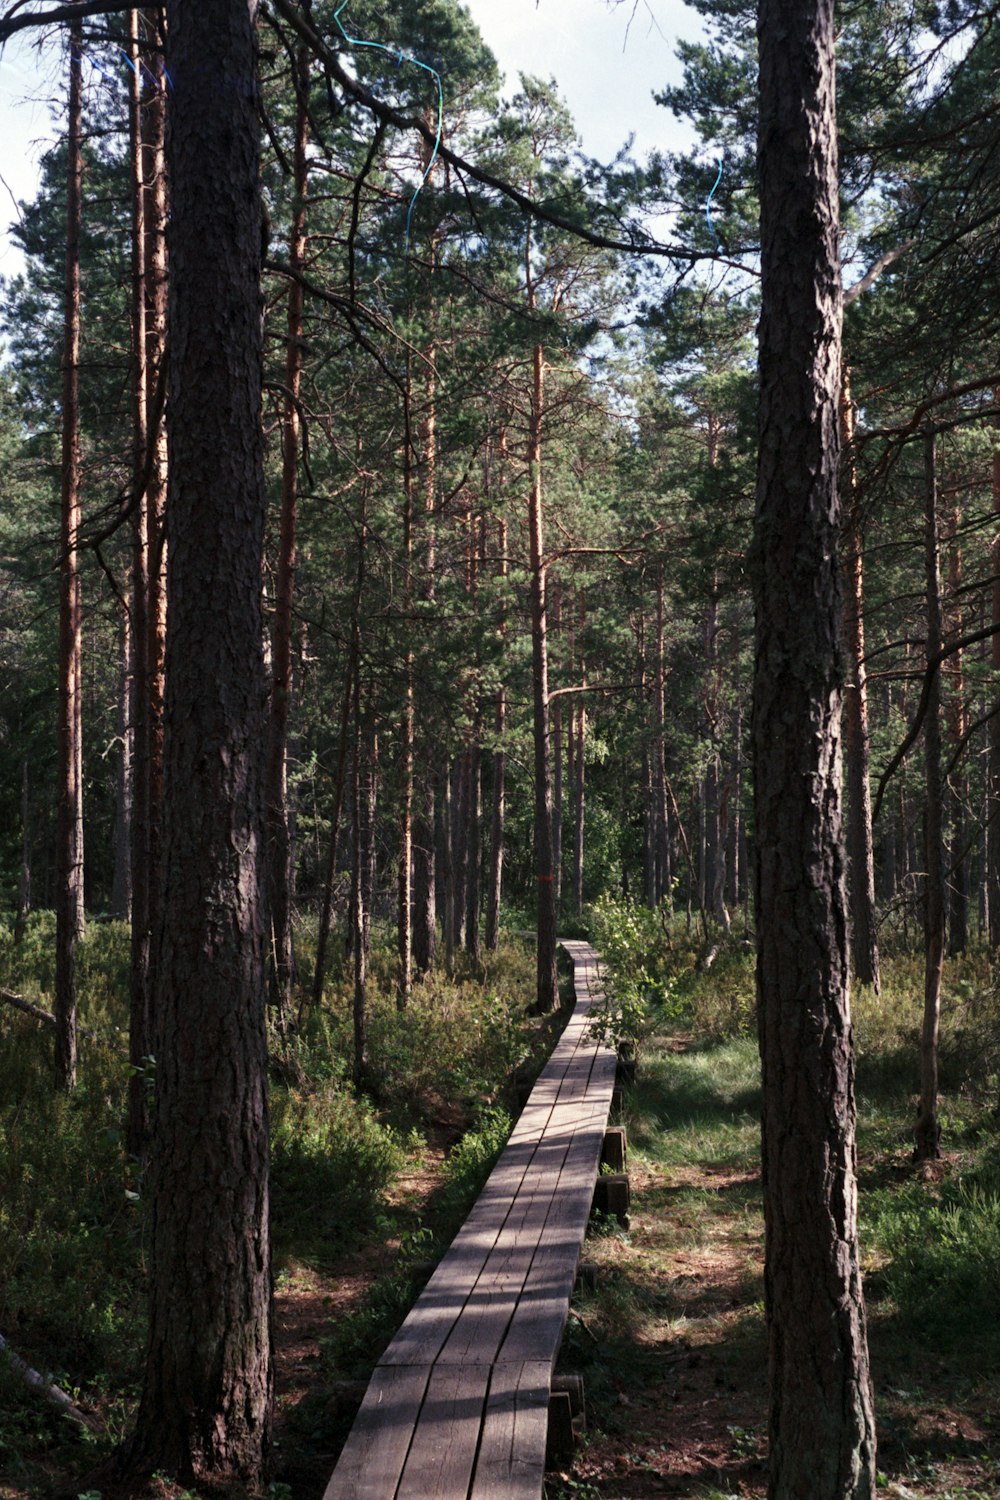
[74,47,171,93]
[705,154,723,250]
[332,0,444,256]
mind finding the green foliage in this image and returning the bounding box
[585,893,679,1047]
[270,1085,404,1258]
[309,932,536,1123]
[439,1105,511,1216]
[867,1170,1000,1339]
[0,921,141,1386]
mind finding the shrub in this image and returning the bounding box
[867,1168,1000,1337]
[270,1083,404,1257]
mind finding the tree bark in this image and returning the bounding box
[126,1,272,1485]
[484,518,507,952]
[573,696,586,916]
[915,429,944,1162]
[753,0,877,1491]
[265,45,309,1020]
[947,497,968,955]
[351,676,367,1089]
[126,3,152,1155]
[111,608,133,921]
[989,384,1000,943]
[841,372,880,991]
[55,10,85,1093]
[397,393,415,1010]
[15,760,31,945]
[412,342,439,977]
[311,499,365,1012]
[528,342,558,1011]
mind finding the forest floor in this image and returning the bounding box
[264,1010,1000,1500]
[2,928,1000,1499]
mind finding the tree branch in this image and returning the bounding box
[0,0,146,41]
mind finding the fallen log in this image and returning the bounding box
[0,988,57,1027]
[0,1332,98,1431]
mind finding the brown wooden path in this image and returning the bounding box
[324,940,617,1500]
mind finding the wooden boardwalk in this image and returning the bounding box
[324,940,618,1500]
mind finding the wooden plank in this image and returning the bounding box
[470,1361,551,1500]
[322,1364,432,1500]
[498,1118,612,1366]
[394,1363,491,1500]
[323,942,618,1500]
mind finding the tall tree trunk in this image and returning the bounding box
[15,760,31,945]
[55,11,84,1093]
[990,385,1000,943]
[452,750,469,950]
[311,498,365,1011]
[528,342,558,1011]
[265,46,309,1020]
[127,5,152,1155]
[111,607,133,921]
[915,430,944,1163]
[653,568,671,909]
[947,496,968,955]
[465,731,482,964]
[442,758,455,975]
[573,696,586,916]
[351,678,367,1089]
[126,1,272,1484]
[552,584,563,909]
[841,371,880,991]
[485,518,507,952]
[412,346,438,977]
[754,0,877,1491]
[397,394,415,1010]
[145,4,168,979]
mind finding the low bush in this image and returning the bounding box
[270,1084,404,1258]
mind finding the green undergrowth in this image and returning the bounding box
[564,910,1000,1497]
[0,912,546,1496]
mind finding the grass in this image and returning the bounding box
[6,902,1000,1498]
[551,909,1000,1498]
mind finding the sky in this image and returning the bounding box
[0,0,707,282]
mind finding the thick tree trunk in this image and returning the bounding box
[528,342,558,1011]
[915,430,944,1162]
[126,6,152,1155]
[128,6,169,1154]
[145,4,168,983]
[841,374,880,991]
[265,46,309,1020]
[754,0,877,1492]
[127,1,272,1485]
[55,13,85,1093]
